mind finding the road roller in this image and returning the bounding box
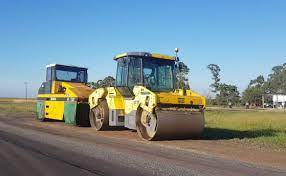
[89,52,206,140]
[36,64,94,126]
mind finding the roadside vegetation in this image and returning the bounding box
[204,63,286,151]
[204,109,286,151]
[0,100,35,117]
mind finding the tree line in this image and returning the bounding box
[207,63,286,107]
[242,63,286,106]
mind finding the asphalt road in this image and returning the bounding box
[0,117,285,176]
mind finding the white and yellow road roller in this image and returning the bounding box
[89,52,206,140]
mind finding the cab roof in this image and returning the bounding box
[46,64,87,70]
[114,52,175,61]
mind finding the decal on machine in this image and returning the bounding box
[178,98,185,103]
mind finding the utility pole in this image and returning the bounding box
[24,82,28,101]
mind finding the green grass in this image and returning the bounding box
[204,109,286,151]
[0,99,285,151]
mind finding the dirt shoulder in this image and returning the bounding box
[90,129,286,170]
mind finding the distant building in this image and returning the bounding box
[273,94,286,108]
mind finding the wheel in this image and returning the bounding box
[136,110,158,141]
[89,100,109,130]
[75,103,91,127]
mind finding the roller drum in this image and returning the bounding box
[137,109,205,140]
[155,110,205,139]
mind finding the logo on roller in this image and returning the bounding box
[178,98,185,103]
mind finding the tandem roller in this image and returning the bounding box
[89,50,206,140]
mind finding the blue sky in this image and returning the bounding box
[0,0,285,98]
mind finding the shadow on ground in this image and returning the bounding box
[202,127,278,140]
[150,128,278,141]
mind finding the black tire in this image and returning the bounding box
[75,103,91,127]
[89,100,109,130]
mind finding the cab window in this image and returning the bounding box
[55,65,87,83]
[116,59,128,86]
[128,58,142,89]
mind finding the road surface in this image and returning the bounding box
[0,115,285,176]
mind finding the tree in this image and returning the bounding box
[242,75,265,106]
[207,64,240,106]
[88,76,115,89]
[249,75,265,88]
[175,62,190,89]
[266,63,286,94]
[216,83,240,106]
[207,64,221,92]
[242,87,264,106]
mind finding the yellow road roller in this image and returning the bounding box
[89,52,206,140]
[36,64,94,126]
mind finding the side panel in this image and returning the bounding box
[64,102,77,125]
[109,109,125,126]
[36,101,45,120]
[44,101,64,120]
[157,90,206,108]
[133,86,157,113]
[124,110,137,130]
[124,99,140,130]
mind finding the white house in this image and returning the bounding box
[273,94,286,108]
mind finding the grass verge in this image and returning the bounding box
[204,109,286,151]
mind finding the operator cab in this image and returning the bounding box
[38,64,88,94]
[114,52,176,96]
